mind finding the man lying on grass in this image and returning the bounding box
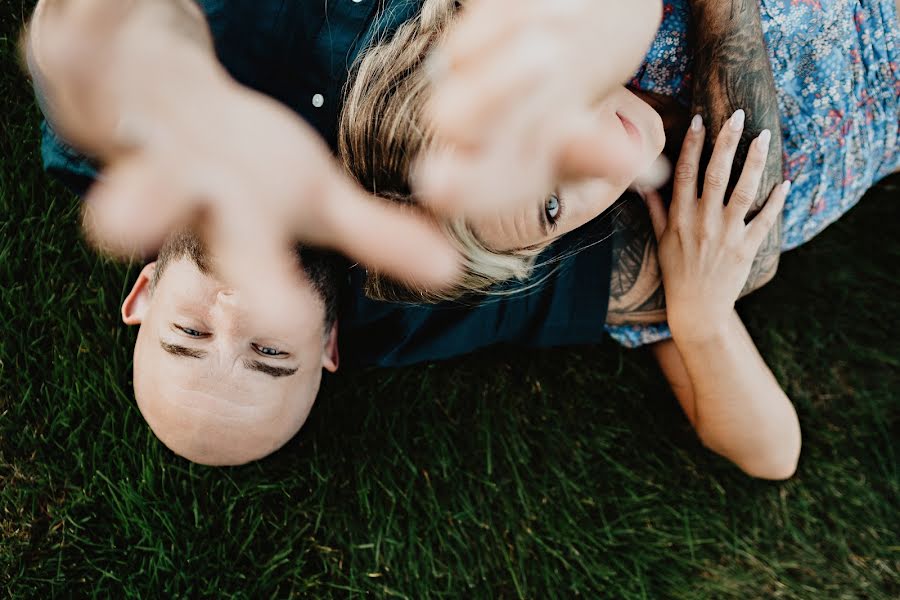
[26,0,888,478]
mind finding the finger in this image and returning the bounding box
[412,148,506,217]
[312,178,461,290]
[670,113,705,222]
[745,180,789,248]
[81,157,187,260]
[699,109,744,215]
[209,198,301,332]
[726,129,771,224]
[413,102,558,219]
[429,0,527,80]
[415,138,561,222]
[430,36,562,147]
[642,188,668,241]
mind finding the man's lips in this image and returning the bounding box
[617,111,642,144]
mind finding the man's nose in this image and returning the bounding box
[211,289,245,327]
[217,289,239,308]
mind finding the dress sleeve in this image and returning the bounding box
[604,321,673,349]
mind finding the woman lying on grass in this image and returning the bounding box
[339,0,900,478]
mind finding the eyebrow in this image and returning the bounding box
[160,341,207,359]
[160,340,298,379]
[243,359,298,378]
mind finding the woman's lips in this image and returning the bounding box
[617,111,642,144]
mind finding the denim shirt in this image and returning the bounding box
[37,0,614,368]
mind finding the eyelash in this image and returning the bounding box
[175,324,209,338]
[252,343,288,358]
[175,325,287,358]
[545,193,563,231]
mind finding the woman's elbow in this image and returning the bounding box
[699,425,801,481]
[740,442,801,480]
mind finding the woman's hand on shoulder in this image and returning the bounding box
[643,111,789,342]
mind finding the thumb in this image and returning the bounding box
[308,176,461,290]
[641,188,668,241]
[81,157,187,260]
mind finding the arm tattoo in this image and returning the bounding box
[691,0,784,207]
[605,193,776,326]
[606,198,668,326]
[608,1,785,326]
[691,0,784,289]
[741,216,782,295]
[606,195,779,327]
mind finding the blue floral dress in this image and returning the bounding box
[606,0,900,348]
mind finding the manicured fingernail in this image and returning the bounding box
[757,129,771,152]
[781,180,792,195]
[690,114,703,131]
[729,109,745,131]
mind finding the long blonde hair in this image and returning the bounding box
[339,0,543,303]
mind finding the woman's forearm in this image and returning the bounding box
[669,311,800,479]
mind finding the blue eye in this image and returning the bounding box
[545,194,561,224]
[253,343,287,357]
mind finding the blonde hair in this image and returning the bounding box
[339,0,543,303]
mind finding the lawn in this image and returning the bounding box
[1,1,898,597]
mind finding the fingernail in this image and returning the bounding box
[690,114,703,132]
[757,129,771,152]
[729,109,745,131]
[781,180,792,195]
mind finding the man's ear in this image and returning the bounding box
[322,320,339,373]
[122,262,156,325]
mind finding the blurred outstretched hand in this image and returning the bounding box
[26,0,460,315]
[415,0,667,215]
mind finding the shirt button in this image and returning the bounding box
[312,93,325,108]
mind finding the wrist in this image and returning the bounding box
[668,305,732,344]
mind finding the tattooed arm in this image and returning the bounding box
[606,196,667,325]
[607,0,782,325]
[691,0,784,292]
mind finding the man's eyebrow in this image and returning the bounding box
[160,341,207,359]
[243,359,299,379]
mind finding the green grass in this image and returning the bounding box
[1,1,898,597]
